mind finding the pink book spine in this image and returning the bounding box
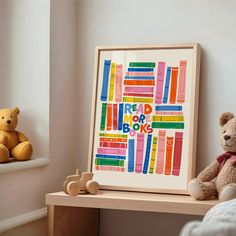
[172,132,183,176]
[115,64,123,102]
[155,62,166,104]
[125,86,154,93]
[96,166,125,172]
[135,133,145,173]
[156,130,166,174]
[177,60,187,103]
[126,72,154,76]
[97,148,126,155]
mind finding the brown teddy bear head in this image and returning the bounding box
[220,112,236,153]
[0,107,20,132]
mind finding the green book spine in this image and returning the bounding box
[100,103,107,130]
[152,122,184,129]
[129,62,156,68]
[95,158,125,167]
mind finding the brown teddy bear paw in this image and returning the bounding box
[11,141,33,161]
[189,179,205,200]
[219,183,236,201]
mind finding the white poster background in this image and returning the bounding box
[92,48,194,192]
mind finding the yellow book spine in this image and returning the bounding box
[149,136,158,174]
[108,63,116,102]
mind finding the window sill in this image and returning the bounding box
[0,158,50,174]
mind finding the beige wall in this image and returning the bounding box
[2,0,236,235]
[75,0,236,235]
[0,0,77,235]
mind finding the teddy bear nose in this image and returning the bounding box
[224,135,231,141]
[7,120,11,124]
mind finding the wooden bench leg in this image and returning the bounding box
[48,205,99,236]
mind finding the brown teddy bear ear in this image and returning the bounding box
[13,107,20,115]
[219,112,235,126]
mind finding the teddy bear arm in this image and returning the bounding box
[0,133,8,146]
[16,131,28,142]
[197,161,221,182]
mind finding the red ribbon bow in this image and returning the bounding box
[217,152,236,170]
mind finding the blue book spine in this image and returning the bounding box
[143,134,152,174]
[163,67,171,103]
[128,139,135,172]
[155,105,182,111]
[96,154,126,160]
[124,76,155,80]
[100,60,111,101]
[118,103,124,131]
[128,68,154,72]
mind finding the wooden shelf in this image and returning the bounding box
[46,190,218,216]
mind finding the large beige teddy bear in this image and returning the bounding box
[189,112,236,201]
[0,107,33,163]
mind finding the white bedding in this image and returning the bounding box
[180,199,236,236]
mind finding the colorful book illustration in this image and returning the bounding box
[97,148,126,155]
[123,62,155,104]
[163,67,171,103]
[106,104,112,130]
[128,139,135,172]
[143,134,152,174]
[100,60,111,101]
[113,104,118,130]
[100,103,107,131]
[164,137,174,175]
[177,60,187,103]
[149,136,158,174]
[155,105,182,111]
[96,166,125,172]
[95,133,128,172]
[96,59,187,178]
[135,133,145,173]
[118,103,124,131]
[156,130,166,174]
[172,132,183,176]
[152,116,184,122]
[115,64,123,102]
[155,62,166,104]
[125,87,154,93]
[108,63,116,102]
[169,67,178,104]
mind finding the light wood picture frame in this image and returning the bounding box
[88,44,201,194]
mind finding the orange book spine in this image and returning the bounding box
[164,136,173,175]
[169,67,178,104]
[106,104,112,130]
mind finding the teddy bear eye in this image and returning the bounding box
[10,116,12,118]
[1,117,4,119]
[223,130,226,134]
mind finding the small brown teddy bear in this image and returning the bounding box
[0,107,33,163]
[189,112,236,201]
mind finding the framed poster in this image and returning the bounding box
[88,44,201,194]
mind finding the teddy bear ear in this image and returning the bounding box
[13,107,20,115]
[219,112,235,126]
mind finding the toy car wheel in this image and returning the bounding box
[66,181,80,196]
[86,180,99,195]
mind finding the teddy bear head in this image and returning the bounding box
[0,107,20,132]
[220,112,236,153]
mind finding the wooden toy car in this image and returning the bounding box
[63,169,99,196]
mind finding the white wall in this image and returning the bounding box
[0,0,77,235]
[76,0,236,235]
[0,0,50,158]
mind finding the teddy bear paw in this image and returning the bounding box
[219,183,236,201]
[0,144,10,163]
[189,179,205,200]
